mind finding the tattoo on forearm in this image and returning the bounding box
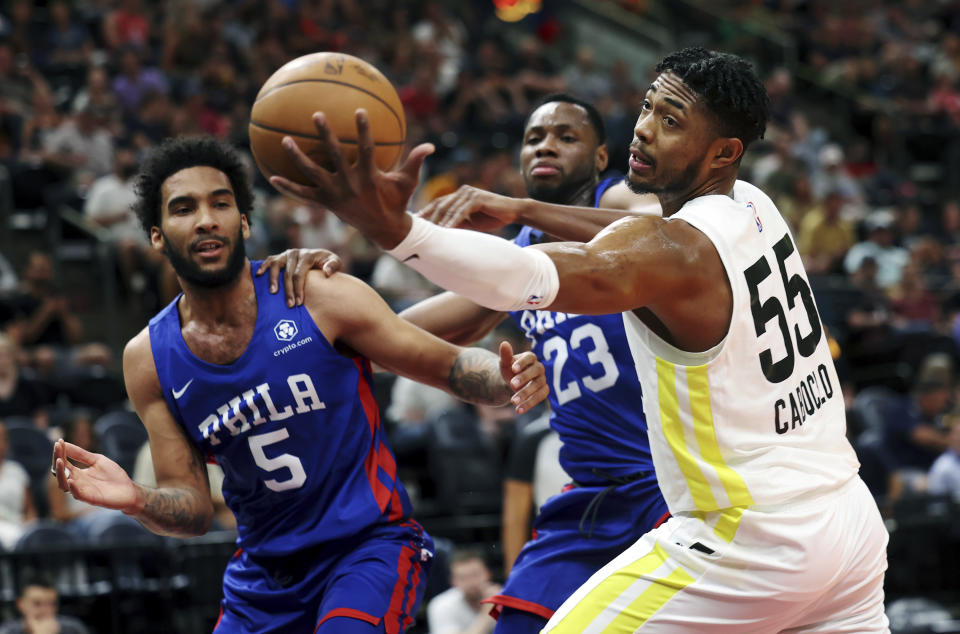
[136,444,210,537]
[449,349,512,405]
[140,488,209,537]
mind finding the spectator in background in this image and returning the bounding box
[35,0,91,80]
[427,549,501,634]
[927,413,960,501]
[562,46,610,103]
[500,412,567,576]
[41,98,114,193]
[797,187,856,275]
[45,410,126,539]
[811,143,864,204]
[889,261,940,330]
[102,0,151,51]
[1,251,112,376]
[0,420,35,550]
[0,575,90,634]
[0,334,51,427]
[881,360,953,490]
[844,209,910,289]
[84,144,159,305]
[111,47,168,116]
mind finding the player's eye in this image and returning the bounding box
[562,135,577,142]
[641,100,652,110]
[525,136,541,144]
[664,116,677,128]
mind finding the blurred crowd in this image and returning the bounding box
[1,0,960,629]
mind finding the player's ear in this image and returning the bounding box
[709,136,743,169]
[595,144,609,172]
[150,226,164,251]
[240,214,251,240]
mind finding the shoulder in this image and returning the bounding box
[122,327,160,400]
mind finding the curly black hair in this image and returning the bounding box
[132,136,253,236]
[655,47,769,151]
[524,93,607,145]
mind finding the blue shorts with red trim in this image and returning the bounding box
[215,519,433,634]
[484,476,668,625]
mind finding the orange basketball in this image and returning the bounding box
[249,52,406,186]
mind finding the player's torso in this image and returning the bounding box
[510,227,653,484]
[623,180,859,513]
[148,264,409,556]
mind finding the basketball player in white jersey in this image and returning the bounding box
[270,46,889,633]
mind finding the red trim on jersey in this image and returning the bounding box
[653,511,671,528]
[401,547,422,631]
[388,486,405,522]
[561,483,576,493]
[314,607,381,631]
[205,450,219,465]
[365,443,393,512]
[232,548,243,559]
[354,358,380,436]
[214,605,224,630]
[481,594,555,620]
[378,441,397,481]
[384,545,417,634]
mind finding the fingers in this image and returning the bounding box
[283,250,299,307]
[281,129,337,191]
[269,175,321,204]
[354,109,375,179]
[512,381,549,415]
[499,340,515,378]
[310,112,348,177]
[61,440,98,465]
[54,440,69,491]
[509,353,543,389]
[322,254,343,276]
[399,142,436,182]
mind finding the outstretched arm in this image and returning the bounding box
[303,272,548,413]
[54,331,214,537]
[418,183,661,242]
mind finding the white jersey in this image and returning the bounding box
[623,180,859,516]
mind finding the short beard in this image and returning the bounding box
[526,175,596,205]
[626,159,702,197]
[162,227,247,288]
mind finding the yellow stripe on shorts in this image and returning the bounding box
[552,542,675,633]
[657,359,717,510]
[686,365,754,509]
[601,566,695,633]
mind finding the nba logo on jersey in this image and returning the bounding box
[747,202,763,232]
[274,319,298,341]
[526,294,543,307]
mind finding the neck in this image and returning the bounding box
[567,176,599,208]
[177,260,255,328]
[659,172,738,217]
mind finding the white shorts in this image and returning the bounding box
[542,476,889,633]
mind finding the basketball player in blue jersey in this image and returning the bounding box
[50,137,548,634]
[270,47,889,632]
[262,95,669,634]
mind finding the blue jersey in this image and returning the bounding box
[149,263,411,558]
[508,176,654,484]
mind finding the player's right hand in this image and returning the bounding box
[52,439,141,514]
[418,185,521,232]
[257,248,343,307]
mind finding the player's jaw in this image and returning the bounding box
[163,226,247,288]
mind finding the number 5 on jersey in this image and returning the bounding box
[744,233,823,384]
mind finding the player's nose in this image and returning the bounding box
[194,204,220,231]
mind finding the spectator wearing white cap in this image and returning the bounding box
[845,209,910,289]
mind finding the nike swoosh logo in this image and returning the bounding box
[402,254,420,263]
[172,379,194,400]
